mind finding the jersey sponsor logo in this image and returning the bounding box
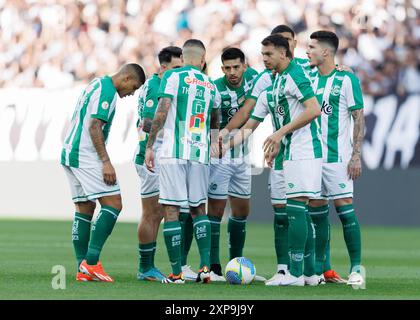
[227,107,238,120]
[184,76,215,90]
[181,136,206,148]
[146,99,154,108]
[276,105,285,116]
[321,101,333,115]
[102,101,109,110]
[189,100,206,133]
[331,85,341,96]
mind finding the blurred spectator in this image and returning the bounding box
[0,0,418,98]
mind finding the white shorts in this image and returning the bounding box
[135,164,160,198]
[315,162,354,200]
[159,158,209,207]
[269,169,286,205]
[63,165,121,203]
[208,158,251,200]
[284,158,322,199]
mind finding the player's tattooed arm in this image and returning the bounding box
[142,118,153,133]
[145,97,171,172]
[348,109,364,180]
[146,97,171,149]
[89,118,116,185]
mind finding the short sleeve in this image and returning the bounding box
[91,80,116,122]
[288,70,315,103]
[250,91,269,122]
[158,71,178,99]
[246,72,272,100]
[344,74,364,111]
[142,83,160,119]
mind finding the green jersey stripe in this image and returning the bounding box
[327,75,344,162]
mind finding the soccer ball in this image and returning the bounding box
[225,257,256,285]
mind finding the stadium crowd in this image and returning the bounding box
[1,0,419,97]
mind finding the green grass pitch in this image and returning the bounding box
[0,219,419,300]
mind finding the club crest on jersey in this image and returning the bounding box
[321,101,333,115]
[277,84,286,96]
[101,101,109,110]
[184,76,215,90]
[146,99,154,108]
[331,85,341,96]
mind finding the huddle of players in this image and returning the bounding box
[62,24,364,287]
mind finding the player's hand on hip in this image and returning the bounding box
[102,160,117,186]
[145,148,155,173]
[348,154,362,180]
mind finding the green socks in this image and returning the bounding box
[209,215,222,265]
[337,204,362,272]
[304,210,316,276]
[323,228,332,272]
[179,212,193,266]
[85,206,120,265]
[72,212,93,270]
[138,242,156,273]
[287,199,308,277]
[163,221,182,275]
[273,207,289,268]
[193,215,211,268]
[309,205,330,275]
[228,216,247,259]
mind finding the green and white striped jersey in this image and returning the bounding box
[294,57,318,82]
[215,67,258,158]
[134,74,161,166]
[312,70,364,163]
[61,76,117,168]
[247,69,275,100]
[250,86,285,170]
[157,65,219,164]
[247,58,318,101]
[272,60,322,161]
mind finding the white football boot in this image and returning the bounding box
[181,265,198,281]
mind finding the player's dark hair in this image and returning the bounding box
[183,39,206,50]
[271,25,295,38]
[158,46,182,65]
[221,47,245,63]
[310,30,339,53]
[125,63,146,85]
[261,34,293,59]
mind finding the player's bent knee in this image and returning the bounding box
[190,204,206,217]
[334,197,353,208]
[163,205,179,222]
[75,201,96,215]
[309,199,328,207]
[208,198,226,218]
[99,194,122,211]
